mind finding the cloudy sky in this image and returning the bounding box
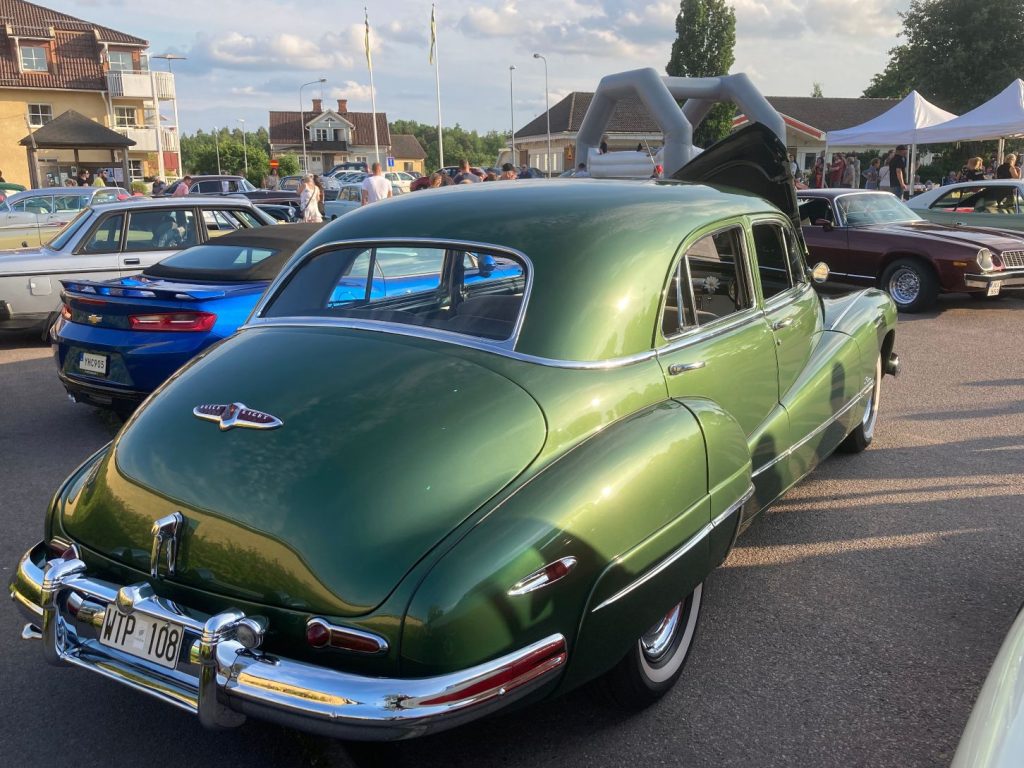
[61,0,911,135]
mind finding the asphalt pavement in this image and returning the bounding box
[1,293,1022,767]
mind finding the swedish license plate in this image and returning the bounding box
[99,608,183,670]
[987,281,1002,297]
[79,352,107,375]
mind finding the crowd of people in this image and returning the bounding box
[797,146,1021,199]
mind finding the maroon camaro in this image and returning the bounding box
[798,189,1024,311]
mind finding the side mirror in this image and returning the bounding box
[807,262,830,284]
[478,254,497,277]
[813,218,834,232]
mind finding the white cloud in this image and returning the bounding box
[330,82,373,102]
[459,3,522,37]
[190,30,353,71]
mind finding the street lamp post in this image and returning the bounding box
[509,65,516,166]
[213,126,221,174]
[299,78,327,173]
[533,53,551,175]
[238,118,248,176]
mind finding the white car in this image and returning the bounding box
[0,197,275,335]
[0,186,129,249]
[907,179,1024,232]
[384,171,415,193]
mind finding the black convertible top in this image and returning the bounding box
[144,223,323,282]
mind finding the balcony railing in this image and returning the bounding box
[107,70,176,100]
[115,127,179,153]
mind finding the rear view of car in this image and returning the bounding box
[53,224,323,415]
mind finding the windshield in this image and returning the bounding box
[45,208,92,249]
[263,244,527,342]
[837,193,921,226]
[239,178,257,192]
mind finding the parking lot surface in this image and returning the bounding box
[2,293,1022,767]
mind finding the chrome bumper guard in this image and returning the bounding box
[10,541,567,740]
[964,269,1024,288]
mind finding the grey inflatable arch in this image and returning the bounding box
[575,67,785,178]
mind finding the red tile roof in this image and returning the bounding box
[269,108,391,148]
[0,1,147,91]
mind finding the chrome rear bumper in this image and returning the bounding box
[10,541,567,740]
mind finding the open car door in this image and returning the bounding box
[673,123,802,238]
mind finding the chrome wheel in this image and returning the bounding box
[637,583,702,684]
[888,267,921,306]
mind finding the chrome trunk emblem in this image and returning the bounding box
[150,512,183,579]
[192,402,283,431]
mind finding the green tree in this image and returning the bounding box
[811,82,824,98]
[389,119,505,170]
[275,153,300,176]
[666,0,737,147]
[863,0,1024,112]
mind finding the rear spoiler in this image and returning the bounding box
[61,279,227,302]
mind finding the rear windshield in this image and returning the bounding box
[263,244,527,342]
[145,243,282,282]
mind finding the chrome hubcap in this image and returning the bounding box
[889,268,920,305]
[640,603,682,663]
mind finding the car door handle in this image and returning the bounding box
[668,361,706,376]
[772,318,794,331]
[123,258,140,266]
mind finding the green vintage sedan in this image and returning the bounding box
[10,125,899,740]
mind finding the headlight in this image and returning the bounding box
[976,249,994,271]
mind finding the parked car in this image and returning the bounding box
[0,197,275,335]
[798,189,1024,311]
[256,203,298,223]
[325,184,362,219]
[951,605,1024,768]
[163,175,299,207]
[326,161,368,175]
[53,224,323,414]
[10,123,899,740]
[0,186,130,248]
[384,171,415,192]
[907,179,1024,232]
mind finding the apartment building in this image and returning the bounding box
[0,0,180,187]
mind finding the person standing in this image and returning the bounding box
[172,175,192,196]
[300,175,322,222]
[877,152,892,189]
[889,145,909,198]
[151,177,166,196]
[996,154,1021,179]
[312,174,326,218]
[264,168,280,190]
[453,159,480,184]
[788,153,799,178]
[75,169,89,187]
[961,157,985,181]
[863,158,881,189]
[360,162,393,205]
[827,153,846,187]
[93,169,109,187]
[499,163,519,180]
[841,156,856,188]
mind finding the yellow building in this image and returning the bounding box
[0,0,180,187]
[390,134,427,175]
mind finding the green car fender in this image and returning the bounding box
[401,397,751,688]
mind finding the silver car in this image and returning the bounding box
[0,196,275,334]
[0,186,129,249]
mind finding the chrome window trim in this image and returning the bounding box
[592,484,754,613]
[251,237,535,353]
[655,306,763,356]
[658,221,758,345]
[752,379,874,479]
[763,280,812,314]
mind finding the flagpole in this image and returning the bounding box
[365,8,381,167]
[431,4,444,169]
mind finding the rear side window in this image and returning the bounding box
[53,194,83,212]
[125,210,198,251]
[931,186,984,210]
[662,226,753,337]
[263,244,527,341]
[13,196,52,214]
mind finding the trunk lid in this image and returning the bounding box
[60,326,547,616]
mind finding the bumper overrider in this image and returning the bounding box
[10,541,568,740]
[964,268,1024,289]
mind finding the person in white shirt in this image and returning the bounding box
[361,162,393,205]
[299,175,322,223]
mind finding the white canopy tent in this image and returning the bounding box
[914,79,1024,148]
[823,91,956,190]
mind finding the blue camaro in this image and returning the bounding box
[53,224,523,415]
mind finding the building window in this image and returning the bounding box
[138,53,149,72]
[27,104,52,127]
[20,45,48,72]
[315,128,329,142]
[108,51,134,72]
[128,160,143,180]
[114,107,136,128]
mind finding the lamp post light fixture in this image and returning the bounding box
[299,78,327,174]
[237,118,248,176]
[533,53,551,175]
[509,65,516,166]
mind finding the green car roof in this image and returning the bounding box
[298,179,781,362]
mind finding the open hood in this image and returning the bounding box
[673,122,800,233]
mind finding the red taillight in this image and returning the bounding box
[60,302,71,320]
[305,618,388,654]
[128,311,216,332]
